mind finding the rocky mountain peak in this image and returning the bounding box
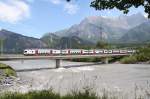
[49,13,149,43]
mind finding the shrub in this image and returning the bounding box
[136,47,150,62]
[120,56,137,64]
[0,63,16,77]
[0,89,98,99]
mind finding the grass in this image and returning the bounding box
[0,89,99,99]
[120,56,138,64]
[0,63,17,78]
[0,87,149,99]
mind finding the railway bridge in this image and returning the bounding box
[0,54,131,68]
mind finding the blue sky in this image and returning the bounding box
[0,0,147,38]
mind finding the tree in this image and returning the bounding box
[67,0,150,18]
[96,41,110,49]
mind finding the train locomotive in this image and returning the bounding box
[23,49,136,56]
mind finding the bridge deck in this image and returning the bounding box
[0,54,130,60]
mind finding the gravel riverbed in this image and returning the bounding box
[0,60,150,98]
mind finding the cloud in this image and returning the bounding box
[48,0,79,15]
[0,0,30,23]
[144,13,148,18]
[64,3,79,15]
[49,0,61,5]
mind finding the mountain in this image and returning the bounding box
[41,33,60,48]
[0,13,148,53]
[54,13,147,43]
[58,36,94,49]
[41,33,94,49]
[0,29,94,53]
[120,21,150,43]
[0,29,47,53]
[118,13,147,29]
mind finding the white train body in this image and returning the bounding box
[23,49,136,56]
[70,49,82,54]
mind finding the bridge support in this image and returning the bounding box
[104,58,109,64]
[56,59,61,68]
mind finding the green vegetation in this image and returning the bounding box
[0,89,98,99]
[71,57,102,63]
[136,47,150,62]
[91,0,150,18]
[0,63,16,78]
[96,41,109,49]
[71,44,150,64]
[68,0,150,18]
[0,87,149,99]
[120,46,150,64]
[120,56,137,64]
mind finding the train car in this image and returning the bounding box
[88,50,95,54]
[37,49,51,55]
[61,49,70,55]
[119,49,128,54]
[81,50,89,55]
[52,49,61,55]
[103,50,113,54]
[70,49,82,55]
[23,49,136,56]
[103,50,108,54]
[112,49,120,54]
[127,50,136,54]
[24,49,37,55]
[95,49,103,54]
[108,50,113,54]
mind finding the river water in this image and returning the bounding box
[0,60,150,98]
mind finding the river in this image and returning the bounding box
[0,60,150,98]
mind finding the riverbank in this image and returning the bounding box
[68,56,122,63]
[0,60,150,99]
[69,58,150,64]
[0,87,149,99]
[0,63,17,87]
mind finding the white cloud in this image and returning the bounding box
[49,0,61,5]
[144,13,148,18]
[64,3,79,15]
[0,0,30,23]
[48,0,79,15]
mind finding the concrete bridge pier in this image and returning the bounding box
[56,59,61,68]
[104,58,109,64]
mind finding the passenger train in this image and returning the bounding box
[23,49,136,56]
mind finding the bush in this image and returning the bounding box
[0,63,16,77]
[0,89,98,99]
[120,46,150,64]
[120,56,137,64]
[136,47,150,62]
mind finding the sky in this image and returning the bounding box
[0,0,147,38]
